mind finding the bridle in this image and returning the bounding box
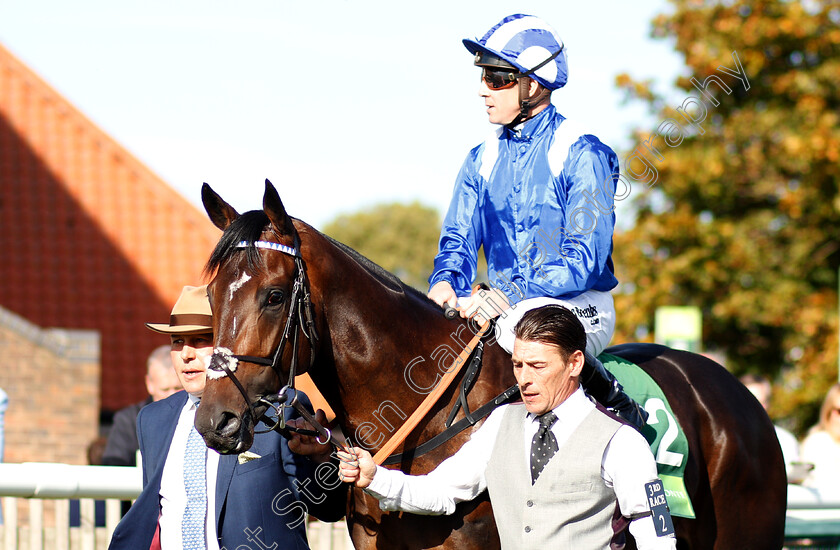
[205,235,345,448]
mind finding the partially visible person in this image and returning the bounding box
[0,387,6,524]
[109,285,346,550]
[88,435,109,465]
[338,305,675,549]
[740,374,800,479]
[0,387,6,464]
[102,345,181,467]
[71,436,109,527]
[801,383,840,497]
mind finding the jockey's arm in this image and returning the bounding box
[429,152,483,298]
[520,141,619,300]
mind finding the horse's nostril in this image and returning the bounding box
[218,411,241,438]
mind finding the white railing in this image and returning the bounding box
[0,463,352,550]
[0,462,140,549]
[785,484,840,547]
[6,466,837,550]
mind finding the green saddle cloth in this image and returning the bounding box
[599,352,696,519]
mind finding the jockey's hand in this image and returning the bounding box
[428,281,458,309]
[336,447,376,488]
[462,286,510,325]
[286,409,333,463]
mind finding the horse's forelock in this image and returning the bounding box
[204,210,271,277]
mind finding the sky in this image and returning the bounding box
[0,1,685,230]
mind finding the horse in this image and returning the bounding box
[195,180,787,549]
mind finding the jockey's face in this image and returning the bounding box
[512,339,584,415]
[479,73,545,126]
[170,332,214,397]
[479,71,521,125]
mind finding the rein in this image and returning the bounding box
[382,383,520,465]
[372,319,492,464]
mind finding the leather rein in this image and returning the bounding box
[206,235,520,461]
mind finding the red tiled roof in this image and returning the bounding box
[0,42,222,410]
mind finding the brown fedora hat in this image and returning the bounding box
[146,285,213,335]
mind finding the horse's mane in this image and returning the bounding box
[323,234,425,297]
[203,210,429,303]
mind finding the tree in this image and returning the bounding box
[322,202,442,292]
[613,0,840,433]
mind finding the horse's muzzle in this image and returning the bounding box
[196,408,256,455]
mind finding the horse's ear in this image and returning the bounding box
[263,179,295,236]
[202,183,240,230]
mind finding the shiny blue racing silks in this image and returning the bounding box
[430,104,619,303]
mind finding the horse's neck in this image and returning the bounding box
[311,232,452,347]
[310,243,488,431]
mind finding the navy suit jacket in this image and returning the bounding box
[102,397,151,467]
[109,391,346,549]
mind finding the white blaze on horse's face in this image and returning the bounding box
[229,271,252,301]
[228,270,251,339]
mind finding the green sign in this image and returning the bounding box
[655,306,702,352]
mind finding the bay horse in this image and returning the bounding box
[195,180,787,549]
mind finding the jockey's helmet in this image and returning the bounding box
[463,14,568,91]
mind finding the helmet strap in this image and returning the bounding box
[514,45,564,81]
[506,43,564,126]
[508,78,552,127]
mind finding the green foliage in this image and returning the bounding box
[322,201,442,292]
[613,0,840,435]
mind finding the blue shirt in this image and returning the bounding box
[430,105,619,302]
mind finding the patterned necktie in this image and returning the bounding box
[182,408,207,550]
[530,412,559,484]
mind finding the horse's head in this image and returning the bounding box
[195,180,319,454]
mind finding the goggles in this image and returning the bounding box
[481,67,518,90]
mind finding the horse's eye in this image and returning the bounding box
[267,289,285,306]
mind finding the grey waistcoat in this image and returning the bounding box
[485,403,622,549]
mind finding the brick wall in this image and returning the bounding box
[0,306,99,465]
[0,42,220,412]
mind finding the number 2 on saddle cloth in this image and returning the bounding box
[600,353,695,519]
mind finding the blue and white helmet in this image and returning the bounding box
[463,14,568,90]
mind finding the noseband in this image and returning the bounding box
[206,237,330,442]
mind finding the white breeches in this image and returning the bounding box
[492,291,616,356]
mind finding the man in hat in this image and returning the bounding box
[109,285,346,550]
[338,306,676,549]
[426,14,646,428]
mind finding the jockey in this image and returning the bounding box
[428,14,647,428]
